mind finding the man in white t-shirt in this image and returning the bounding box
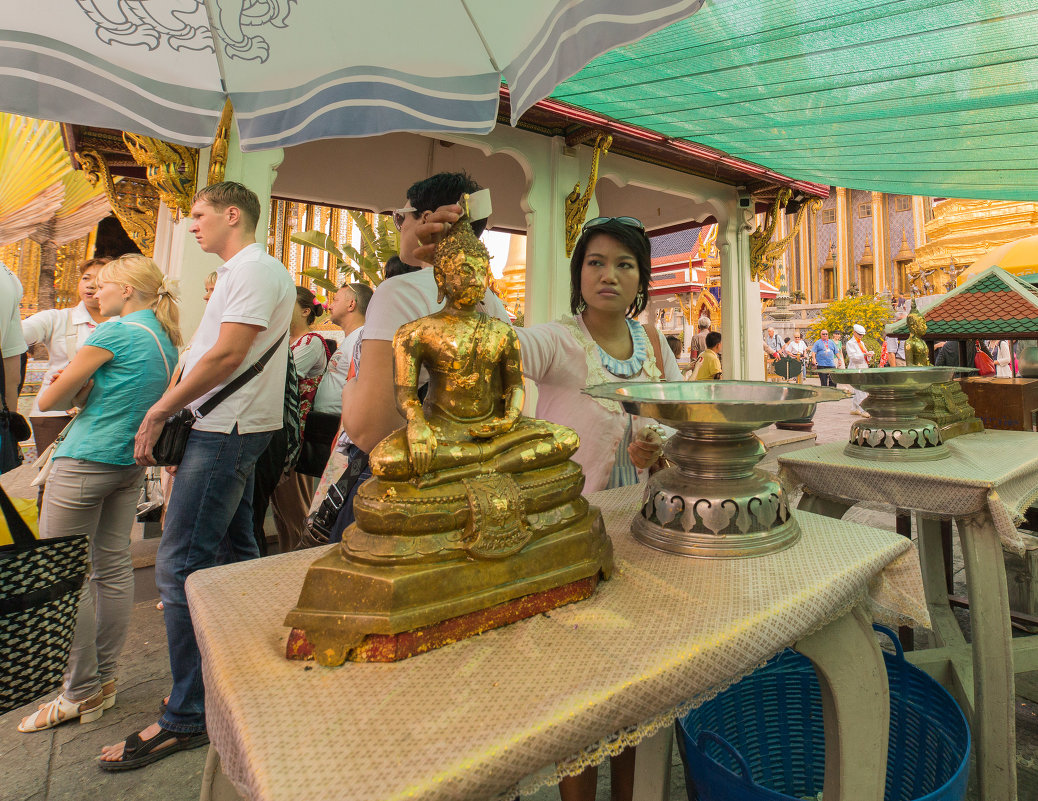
[342,173,510,455]
[312,282,372,415]
[103,182,295,771]
[334,173,510,541]
[0,262,26,411]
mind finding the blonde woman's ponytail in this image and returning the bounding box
[153,276,183,348]
[98,255,184,347]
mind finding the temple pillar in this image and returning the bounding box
[871,192,889,294]
[802,210,816,303]
[719,198,763,380]
[156,131,284,340]
[835,188,851,298]
[524,137,592,325]
[912,196,928,248]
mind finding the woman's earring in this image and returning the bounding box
[577,298,587,313]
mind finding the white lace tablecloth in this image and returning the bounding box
[187,483,928,801]
[778,429,1038,556]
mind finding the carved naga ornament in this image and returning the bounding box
[122,132,198,221]
[749,189,821,281]
[75,148,159,256]
[564,134,612,257]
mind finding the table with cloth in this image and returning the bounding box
[187,483,929,801]
[779,429,1038,801]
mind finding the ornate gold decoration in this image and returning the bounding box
[286,200,613,666]
[122,131,198,221]
[75,148,158,256]
[207,100,234,186]
[564,134,612,257]
[912,198,1038,278]
[749,190,822,281]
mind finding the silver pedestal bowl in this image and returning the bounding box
[820,367,963,462]
[584,381,844,558]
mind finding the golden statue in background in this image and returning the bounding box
[286,204,612,665]
[904,302,930,367]
[902,299,985,439]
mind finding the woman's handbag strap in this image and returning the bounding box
[0,483,38,548]
[122,320,171,382]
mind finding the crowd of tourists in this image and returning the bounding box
[0,174,686,799]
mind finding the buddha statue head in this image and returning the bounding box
[907,299,927,338]
[433,216,491,308]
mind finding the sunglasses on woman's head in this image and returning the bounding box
[582,216,645,232]
[392,204,417,230]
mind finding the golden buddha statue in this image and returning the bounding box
[904,302,930,366]
[901,299,984,439]
[286,205,612,665]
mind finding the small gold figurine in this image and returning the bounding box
[903,299,985,439]
[368,225,577,492]
[285,203,613,665]
[904,301,930,366]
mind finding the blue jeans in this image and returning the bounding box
[155,426,272,734]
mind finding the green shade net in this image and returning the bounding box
[551,0,1038,199]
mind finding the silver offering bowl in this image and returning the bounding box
[584,381,844,558]
[819,367,962,461]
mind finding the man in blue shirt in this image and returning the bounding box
[811,328,838,386]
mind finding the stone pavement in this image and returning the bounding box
[2,384,1037,801]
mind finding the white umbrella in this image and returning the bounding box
[0,0,702,150]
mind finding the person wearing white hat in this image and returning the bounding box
[845,323,874,415]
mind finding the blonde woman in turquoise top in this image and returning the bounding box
[18,254,181,734]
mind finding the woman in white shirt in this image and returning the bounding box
[268,287,332,553]
[21,258,108,456]
[989,339,1013,378]
[845,323,874,415]
[517,217,682,495]
[517,217,681,801]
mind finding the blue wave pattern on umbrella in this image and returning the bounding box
[0,0,703,150]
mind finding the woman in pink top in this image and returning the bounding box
[517,217,682,801]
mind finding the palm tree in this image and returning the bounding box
[0,114,109,309]
[291,210,398,291]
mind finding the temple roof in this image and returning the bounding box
[887,266,1038,339]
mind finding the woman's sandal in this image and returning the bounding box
[17,690,105,732]
[98,727,209,772]
[101,679,117,710]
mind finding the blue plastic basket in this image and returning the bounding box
[676,626,970,801]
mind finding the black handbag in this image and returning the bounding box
[152,333,286,466]
[301,449,369,547]
[0,356,29,473]
[295,411,340,478]
[0,484,88,713]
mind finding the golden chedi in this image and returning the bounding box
[905,300,984,439]
[286,208,612,666]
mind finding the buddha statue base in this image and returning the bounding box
[284,504,612,665]
[923,381,984,440]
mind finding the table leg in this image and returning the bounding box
[894,512,914,651]
[959,512,1017,801]
[794,604,888,801]
[631,725,673,801]
[200,747,245,801]
[909,516,975,716]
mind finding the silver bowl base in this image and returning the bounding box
[632,514,801,558]
[843,441,951,461]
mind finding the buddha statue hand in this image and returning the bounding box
[407,417,437,475]
[469,410,520,439]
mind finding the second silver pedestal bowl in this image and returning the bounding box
[584,381,844,558]
[819,367,962,462]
